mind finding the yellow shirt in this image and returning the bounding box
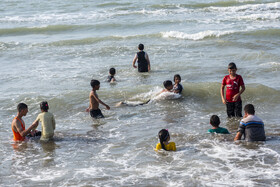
[36,112,55,141]
[155,142,176,151]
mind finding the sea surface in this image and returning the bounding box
[0,0,280,186]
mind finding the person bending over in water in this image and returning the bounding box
[155,129,176,151]
[208,115,230,134]
[172,74,183,94]
[159,80,173,94]
[11,103,40,141]
[107,67,116,83]
[132,43,151,72]
[32,101,56,141]
[86,79,110,119]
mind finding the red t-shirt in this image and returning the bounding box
[222,74,244,102]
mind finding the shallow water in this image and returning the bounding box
[1,0,280,186]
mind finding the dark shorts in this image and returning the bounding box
[90,109,104,119]
[26,131,42,138]
[226,100,242,118]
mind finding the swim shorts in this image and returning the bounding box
[90,109,104,119]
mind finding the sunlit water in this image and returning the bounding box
[0,0,280,186]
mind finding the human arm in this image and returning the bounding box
[132,54,138,69]
[86,92,92,112]
[220,84,227,104]
[234,132,242,141]
[13,119,38,137]
[233,85,245,102]
[145,53,151,71]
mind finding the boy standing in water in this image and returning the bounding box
[132,43,151,72]
[86,79,110,119]
[221,62,245,118]
[11,103,39,141]
[234,104,266,141]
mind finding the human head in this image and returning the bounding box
[158,129,170,150]
[163,80,173,90]
[228,62,237,76]
[40,101,49,112]
[244,104,255,115]
[109,68,116,76]
[210,115,220,127]
[174,74,181,83]
[90,79,100,89]
[17,103,28,116]
[138,43,144,50]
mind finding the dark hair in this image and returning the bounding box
[228,62,237,69]
[174,74,181,82]
[244,104,255,115]
[109,68,116,75]
[210,115,220,127]
[163,80,173,89]
[158,129,169,150]
[138,43,144,50]
[17,103,27,112]
[40,101,49,112]
[90,79,100,88]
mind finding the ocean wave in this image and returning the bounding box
[207,2,280,12]
[0,25,87,36]
[161,30,236,40]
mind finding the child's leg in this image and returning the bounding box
[226,102,235,117]
[234,100,243,117]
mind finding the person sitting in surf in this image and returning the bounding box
[155,129,176,151]
[172,74,183,94]
[31,101,56,141]
[106,67,116,83]
[208,115,230,134]
[11,103,40,141]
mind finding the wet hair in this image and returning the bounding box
[40,101,49,112]
[158,129,169,150]
[174,74,181,82]
[17,103,27,112]
[210,115,220,127]
[163,80,173,89]
[244,104,255,115]
[90,79,100,88]
[228,62,237,69]
[138,43,144,50]
[109,68,116,75]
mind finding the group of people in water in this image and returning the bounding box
[11,43,266,152]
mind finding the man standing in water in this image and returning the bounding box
[11,103,39,141]
[234,104,266,142]
[132,43,151,72]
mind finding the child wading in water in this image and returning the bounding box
[86,79,110,119]
[155,129,176,151]
[32,101,56,141]
[107,68,116,83]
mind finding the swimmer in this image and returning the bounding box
[208,115,230,134]
[155,129,176,151]
[31,101,56,141]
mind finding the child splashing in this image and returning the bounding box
[155,129,176,151]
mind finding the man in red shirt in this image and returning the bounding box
[221,62,246,118]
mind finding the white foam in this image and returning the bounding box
[161,30,235,40]
[153,92,181,100]
[260,62,280,67]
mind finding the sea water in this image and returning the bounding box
[0,0,280,186]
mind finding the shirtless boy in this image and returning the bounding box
[86,79,110,118]
[11,103,39,141]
